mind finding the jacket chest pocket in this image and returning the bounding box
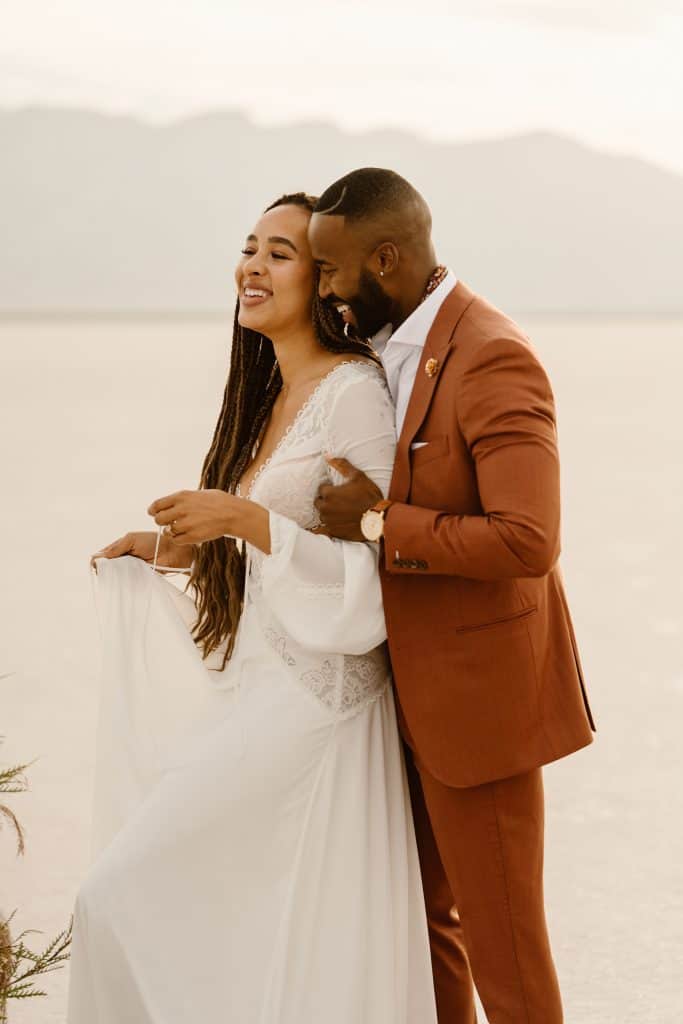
[410,434,450,468]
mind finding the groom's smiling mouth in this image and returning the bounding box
[327,296,356,324]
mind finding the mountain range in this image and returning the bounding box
[1,107,681,313]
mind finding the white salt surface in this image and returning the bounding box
[1,315,681,1022]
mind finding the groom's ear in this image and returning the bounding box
[374,243,400,278]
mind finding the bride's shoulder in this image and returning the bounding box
[306,360,387,420]
[317,359,391,411]
[320,359,394,433]
[324,358,388,393]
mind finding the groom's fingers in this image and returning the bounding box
[314,486,332,511]
[324,456,360,479]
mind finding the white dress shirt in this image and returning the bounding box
[371,270,457,440]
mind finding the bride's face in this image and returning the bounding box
[235,205,316,336]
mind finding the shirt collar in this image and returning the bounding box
[370,269,457,354]
[370,322,394,355]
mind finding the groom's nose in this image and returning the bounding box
[317,276,333,300]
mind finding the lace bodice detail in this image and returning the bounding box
[246,360,394,529]
[242,360,396,720]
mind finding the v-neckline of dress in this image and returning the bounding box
[238,359,368,501]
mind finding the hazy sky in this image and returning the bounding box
[3,0,683,173]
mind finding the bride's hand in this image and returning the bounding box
[147,489,243,545]
[147,489,271,553]
[90,530,194,573]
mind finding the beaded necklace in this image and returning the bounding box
[420,264,448,303]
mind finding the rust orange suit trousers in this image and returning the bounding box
[406,749,564,1023]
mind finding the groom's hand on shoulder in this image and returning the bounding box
[313,457,383,542]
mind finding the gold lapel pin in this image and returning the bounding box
[425,357,439,378]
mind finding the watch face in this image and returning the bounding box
[361,510,383,542]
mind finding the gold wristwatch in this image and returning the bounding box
[360,499,392,542]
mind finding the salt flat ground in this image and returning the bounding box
[0,315,681,1023]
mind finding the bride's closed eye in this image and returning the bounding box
[240,248,290,260]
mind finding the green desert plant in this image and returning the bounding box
[0,739,72,1021]
[0,760,31,855]
[0,914,73,1021]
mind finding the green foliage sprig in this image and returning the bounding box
[0,759,33,856]
[0,734,72,1019]
[0,914,73,1021]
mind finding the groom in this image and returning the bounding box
[309,169,595,1023]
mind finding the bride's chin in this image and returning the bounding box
[238,310,272,332]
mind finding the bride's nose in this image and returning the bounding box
[242,249,267,278]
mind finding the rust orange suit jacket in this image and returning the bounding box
[380,281,595,788]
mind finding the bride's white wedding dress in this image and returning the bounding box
[66,361,438,1023]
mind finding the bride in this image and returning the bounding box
[66,192,438,1023]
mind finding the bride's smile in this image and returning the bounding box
[241,283,272,305]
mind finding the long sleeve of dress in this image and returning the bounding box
[257,368,396,656]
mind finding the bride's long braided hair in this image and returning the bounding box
[189,192,378,669]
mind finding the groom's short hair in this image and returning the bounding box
[314,168,428,225]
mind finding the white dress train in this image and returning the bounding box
[66,361,438,1023]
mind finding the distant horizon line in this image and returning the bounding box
[2,102,681,180]
[1,309,681,322]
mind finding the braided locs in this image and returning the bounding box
[189,192,378,669]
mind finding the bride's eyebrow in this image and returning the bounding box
[268,235,298,252]
[245,233,298,253]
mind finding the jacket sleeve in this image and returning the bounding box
[259,370,396,654]
[383,336,561,580]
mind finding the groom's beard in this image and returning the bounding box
[331,269,399,340]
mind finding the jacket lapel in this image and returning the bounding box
[390,281,475,503]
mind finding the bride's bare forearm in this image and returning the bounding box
[229,501,271,555]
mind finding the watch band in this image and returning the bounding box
[371,499,392,514]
